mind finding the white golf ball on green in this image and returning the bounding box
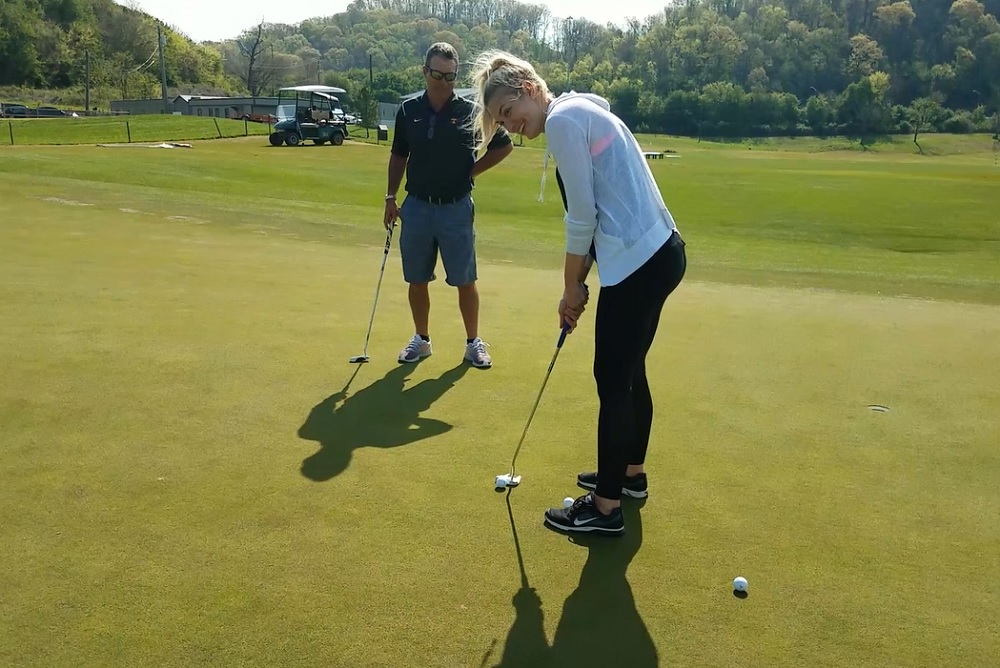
[563,497,574,508]
[733,576,748,592]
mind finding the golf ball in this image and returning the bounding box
[563,497,574,508]
[733,576,748,592]
[495,475,507,488]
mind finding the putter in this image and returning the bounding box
[495,322,572,490]
[349,224,394,364]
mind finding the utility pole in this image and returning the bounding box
[85,50,91,116]
[565,17,574,92]
[157,24,169,113]
[369,53,373,86]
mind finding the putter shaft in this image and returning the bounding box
[352,225,394,362]
[508,324,570,480]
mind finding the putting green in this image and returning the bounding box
[0,137,997,667]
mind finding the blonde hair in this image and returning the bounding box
[469,50,550,152]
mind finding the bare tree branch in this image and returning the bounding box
[236,20,274,96]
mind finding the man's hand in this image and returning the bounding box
[383,198,400,230]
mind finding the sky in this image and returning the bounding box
[117,0,669,43]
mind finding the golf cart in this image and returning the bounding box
[268,85,349,147]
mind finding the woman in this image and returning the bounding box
[471,51,687,535]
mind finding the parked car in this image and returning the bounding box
[34,106,70,117]
[1,103,29,118]
[241,112,278,124]
[1,104,78,118]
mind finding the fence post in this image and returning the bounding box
[8,122,13,146]
[126,121,132,143]
[214,118,222,139]
[244,119,249,136]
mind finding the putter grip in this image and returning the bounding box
[557,283,587,348]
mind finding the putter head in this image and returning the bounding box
[349,355,369,364]
[495,474,521,491]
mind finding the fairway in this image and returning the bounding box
[1,136,998,667]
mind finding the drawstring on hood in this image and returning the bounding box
[537,92,613,203]
[538,152,548,202]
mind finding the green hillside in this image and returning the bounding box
[1,0,998,137]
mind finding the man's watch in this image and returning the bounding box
[385,195,396,201]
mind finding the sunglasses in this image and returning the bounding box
[426,67,457,82]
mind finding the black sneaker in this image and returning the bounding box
[576,471,648,499]
[543,493,624,535]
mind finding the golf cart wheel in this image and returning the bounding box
[268,132,284,147]
[285,133,300,146]
[331,132,345,146]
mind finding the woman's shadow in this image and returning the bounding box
[489,500,659,667]
[297,362,469,481]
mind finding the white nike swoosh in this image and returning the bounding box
[573,516,600,526]
[413,118,424,122]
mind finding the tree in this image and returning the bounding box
[236,21,275,96]
[805,94,835,133]
[908,97,943,153]
[838,71,893,146]
[0,1,42,85]
[847,34,885,79]
[355,84,378,129]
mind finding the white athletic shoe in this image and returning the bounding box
[464,337,492,368]
[399,335,432,363]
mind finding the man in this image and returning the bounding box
[384,42,514,368]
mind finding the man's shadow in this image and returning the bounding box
[296,362,469,481]
[490,499,658,667]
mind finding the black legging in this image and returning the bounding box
[554,168,687,500]
[593,233,686,500]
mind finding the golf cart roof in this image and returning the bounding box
[279,85,347,94]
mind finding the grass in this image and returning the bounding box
[2,114,387,147]
[515,130,1000,160]
[649,132,1000,156]
[0,137,998,667]
[3,115,273,146]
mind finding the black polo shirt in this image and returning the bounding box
[391,92,512,201]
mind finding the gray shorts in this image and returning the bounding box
[398,194,477,287]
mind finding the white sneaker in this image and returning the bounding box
[399,335,432,363]
[464,337,492,368]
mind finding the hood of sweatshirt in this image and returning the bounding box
[538,92,613,202]
[547,91,612,114]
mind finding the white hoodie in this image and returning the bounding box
[543,92,679,287]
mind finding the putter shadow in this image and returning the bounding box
[492,499,658,667]
[492,488,550,667]
[296,361,469,481]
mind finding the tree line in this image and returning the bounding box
[222,0,1000,137]
[2,0,998,138]
[0,0,232,104]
